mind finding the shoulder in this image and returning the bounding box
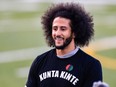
[33,49,55,64]
[78,49,101,66]
[78,49,102,76]
[28,49,55,74]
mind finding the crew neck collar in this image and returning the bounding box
[57,47,79,59]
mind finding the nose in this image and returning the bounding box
[54,28,62,36]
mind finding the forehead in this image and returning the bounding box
[52,17,71,26]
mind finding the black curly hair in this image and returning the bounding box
[41,2,94,47]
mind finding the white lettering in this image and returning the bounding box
[39,70,79,85]
[73,78,79,85]
[51,70,55,77]
[43,72,47,79]
[54,70,59,77]
[70,75,76,82]
[65,73,72,81]
[46,71,51,78]
[39,74,44,81]
[60,71,65,78]
[63,72,68,79]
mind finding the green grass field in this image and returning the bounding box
[0,2,116,87]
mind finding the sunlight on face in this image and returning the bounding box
[52,17,74,49]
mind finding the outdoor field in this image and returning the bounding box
[0,1,116,87]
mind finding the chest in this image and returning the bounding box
[37,55,86,87]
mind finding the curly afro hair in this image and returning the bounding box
[41,2,94,47]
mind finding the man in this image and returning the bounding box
[25,2,102,87]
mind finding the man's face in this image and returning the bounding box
[52,17,74,49]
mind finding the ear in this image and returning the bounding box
[72,33,75,38]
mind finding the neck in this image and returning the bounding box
[56,40,76,56]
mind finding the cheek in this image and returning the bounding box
[65,32,71,37]
[52,31,55,38]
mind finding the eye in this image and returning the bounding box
[52,26,57,31]
[61,26,67,31]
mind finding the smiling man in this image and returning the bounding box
[52,17,75,53]
[25,2,102,87]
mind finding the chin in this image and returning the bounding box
[55,45,65,50]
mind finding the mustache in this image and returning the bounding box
[54,36,64,39]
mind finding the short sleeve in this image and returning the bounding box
[25,51,49,87]
[83,59,102,87]
[25,58,39,87]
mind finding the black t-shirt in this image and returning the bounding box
[26,49,102,87]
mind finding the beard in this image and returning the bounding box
[54,34,73,50]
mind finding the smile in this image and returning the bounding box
[55,36,64,41]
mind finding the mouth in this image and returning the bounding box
[54,36,64,41]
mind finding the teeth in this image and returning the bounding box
[56,38,62,40]
[55,37,63,40]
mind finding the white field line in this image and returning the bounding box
[13,36,116,78]
[0,17,41,33]
[20,0,116,5]
[90,36,116,51]
[0,36,116,63]
[16,67,29,78]
[0,46,50,63]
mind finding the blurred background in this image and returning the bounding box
[0,0,116,87]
